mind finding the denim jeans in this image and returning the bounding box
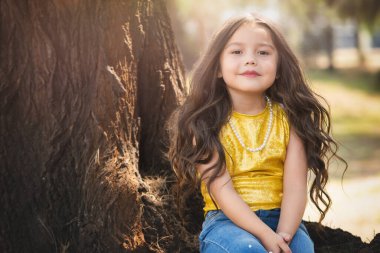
[199,209,314,253]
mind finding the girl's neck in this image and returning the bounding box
[231,94,267,115]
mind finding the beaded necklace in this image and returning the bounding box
[228,96,273,152]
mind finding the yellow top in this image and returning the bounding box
[201,102,290,213]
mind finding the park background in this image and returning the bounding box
[167,0,380,243]
[1,0,379,252]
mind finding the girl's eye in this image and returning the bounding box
[231,50,242,54]
[258,50,269,55]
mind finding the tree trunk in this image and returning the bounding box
[0,0,189,252]
[324,23,335,72]
[354,22,367,69]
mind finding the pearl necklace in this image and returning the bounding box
[228,96,273,152]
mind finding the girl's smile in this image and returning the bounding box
[240,70,261,77]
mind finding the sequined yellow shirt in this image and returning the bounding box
[201,102,290,213]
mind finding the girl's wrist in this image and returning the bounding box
[276,231,292,242]
[256,226,276,241]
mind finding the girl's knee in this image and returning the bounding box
[201,237,266,253]
[235,237,267,252]
[200,239,229,253]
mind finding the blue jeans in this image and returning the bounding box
[199,209,314,253]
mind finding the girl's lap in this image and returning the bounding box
[199,211,266,253]
[199,210,314,253]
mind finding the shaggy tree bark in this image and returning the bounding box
[0,0,189,252]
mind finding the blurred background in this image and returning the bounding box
[167,0,380,243]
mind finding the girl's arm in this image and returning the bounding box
[198,152,291,253]
[276,127,308,242]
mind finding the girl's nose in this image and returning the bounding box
[245,58,256,65]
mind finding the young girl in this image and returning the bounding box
[168,13,345,253]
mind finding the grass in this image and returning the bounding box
[307,68,380,94]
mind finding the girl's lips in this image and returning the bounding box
[240,70,261,77]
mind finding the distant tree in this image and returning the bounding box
[281,0,380,70]
[324,0,380,31]
[324,0,380,67]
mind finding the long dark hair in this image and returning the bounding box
[168,13,346,223]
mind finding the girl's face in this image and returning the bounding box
[219,22,278,100]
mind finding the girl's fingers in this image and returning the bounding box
[279,240,292,253]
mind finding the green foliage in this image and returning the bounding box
[308,69,380,93]
[324,0,380,32]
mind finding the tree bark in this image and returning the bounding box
[0,0,187,252]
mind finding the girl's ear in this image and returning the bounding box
[217,70,223,78]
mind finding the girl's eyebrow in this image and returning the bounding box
[225,42,275,49]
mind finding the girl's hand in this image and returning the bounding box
[260,230,292,253]
[277,231,292,244]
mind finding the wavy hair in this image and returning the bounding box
[168,13,346,223]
